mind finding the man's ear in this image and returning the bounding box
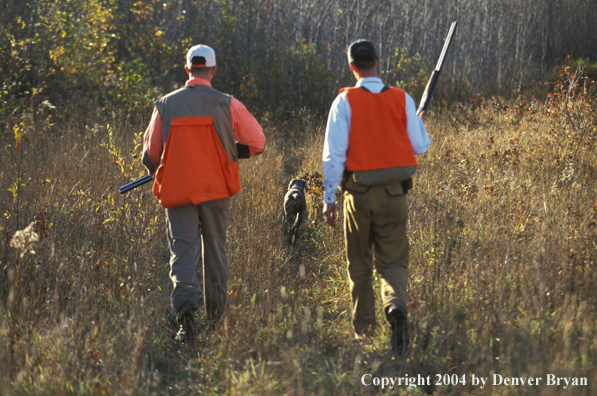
[211,65,217,76]
[185,65,191,74]
[349,62,357,72]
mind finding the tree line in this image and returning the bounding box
[1,0,596,124]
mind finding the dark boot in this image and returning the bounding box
[174,311,196,343]
[388,305,408,355]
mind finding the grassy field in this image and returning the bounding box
[1,73,597,395]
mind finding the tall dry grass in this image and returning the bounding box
[1,82,597,395]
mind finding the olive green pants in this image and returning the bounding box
[343,180,409,336]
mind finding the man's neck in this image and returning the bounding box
[188,72,212,82]
[353,69,378,80]
[359,76,381,82]
[185,77,212,87]
[356,77,383,88]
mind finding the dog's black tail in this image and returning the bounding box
[289,212,301,245]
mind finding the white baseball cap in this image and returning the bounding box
[186,44,216,68]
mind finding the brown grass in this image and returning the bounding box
[1,91,596,395]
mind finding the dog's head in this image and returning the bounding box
[288,179,309,192]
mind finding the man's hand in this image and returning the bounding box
[419,110,425,122]
[323,202,337,228]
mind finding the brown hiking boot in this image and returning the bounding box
[388,305,408,355]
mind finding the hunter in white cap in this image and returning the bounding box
[143,42,265,344]
[186,44,217,68]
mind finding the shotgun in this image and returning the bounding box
[119,174,153,194]
[417,21,458,115]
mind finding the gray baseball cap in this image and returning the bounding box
[347,40,378,63]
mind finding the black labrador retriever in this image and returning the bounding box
[284,179,309,245]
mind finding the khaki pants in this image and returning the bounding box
[165,197,231,322]
[343,180,409,336]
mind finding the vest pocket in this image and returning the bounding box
[385,184,404,196]
[352,165,416,186]
[344,179,370,194]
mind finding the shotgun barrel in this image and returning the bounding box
[417,21,458,115]
[119,175,153,194]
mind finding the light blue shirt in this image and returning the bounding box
[322,77,431,204]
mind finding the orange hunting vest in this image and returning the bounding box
[342,86,418,172]
[152,85,241,208]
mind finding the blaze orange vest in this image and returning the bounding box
[151,85,241,208]
[341,86,418,172]
[153,117,241,208]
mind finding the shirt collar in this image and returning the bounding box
[356,77,384,87]
[185,77,212,88]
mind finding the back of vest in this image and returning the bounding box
[152,85,241,208]
[343,86,417,172]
